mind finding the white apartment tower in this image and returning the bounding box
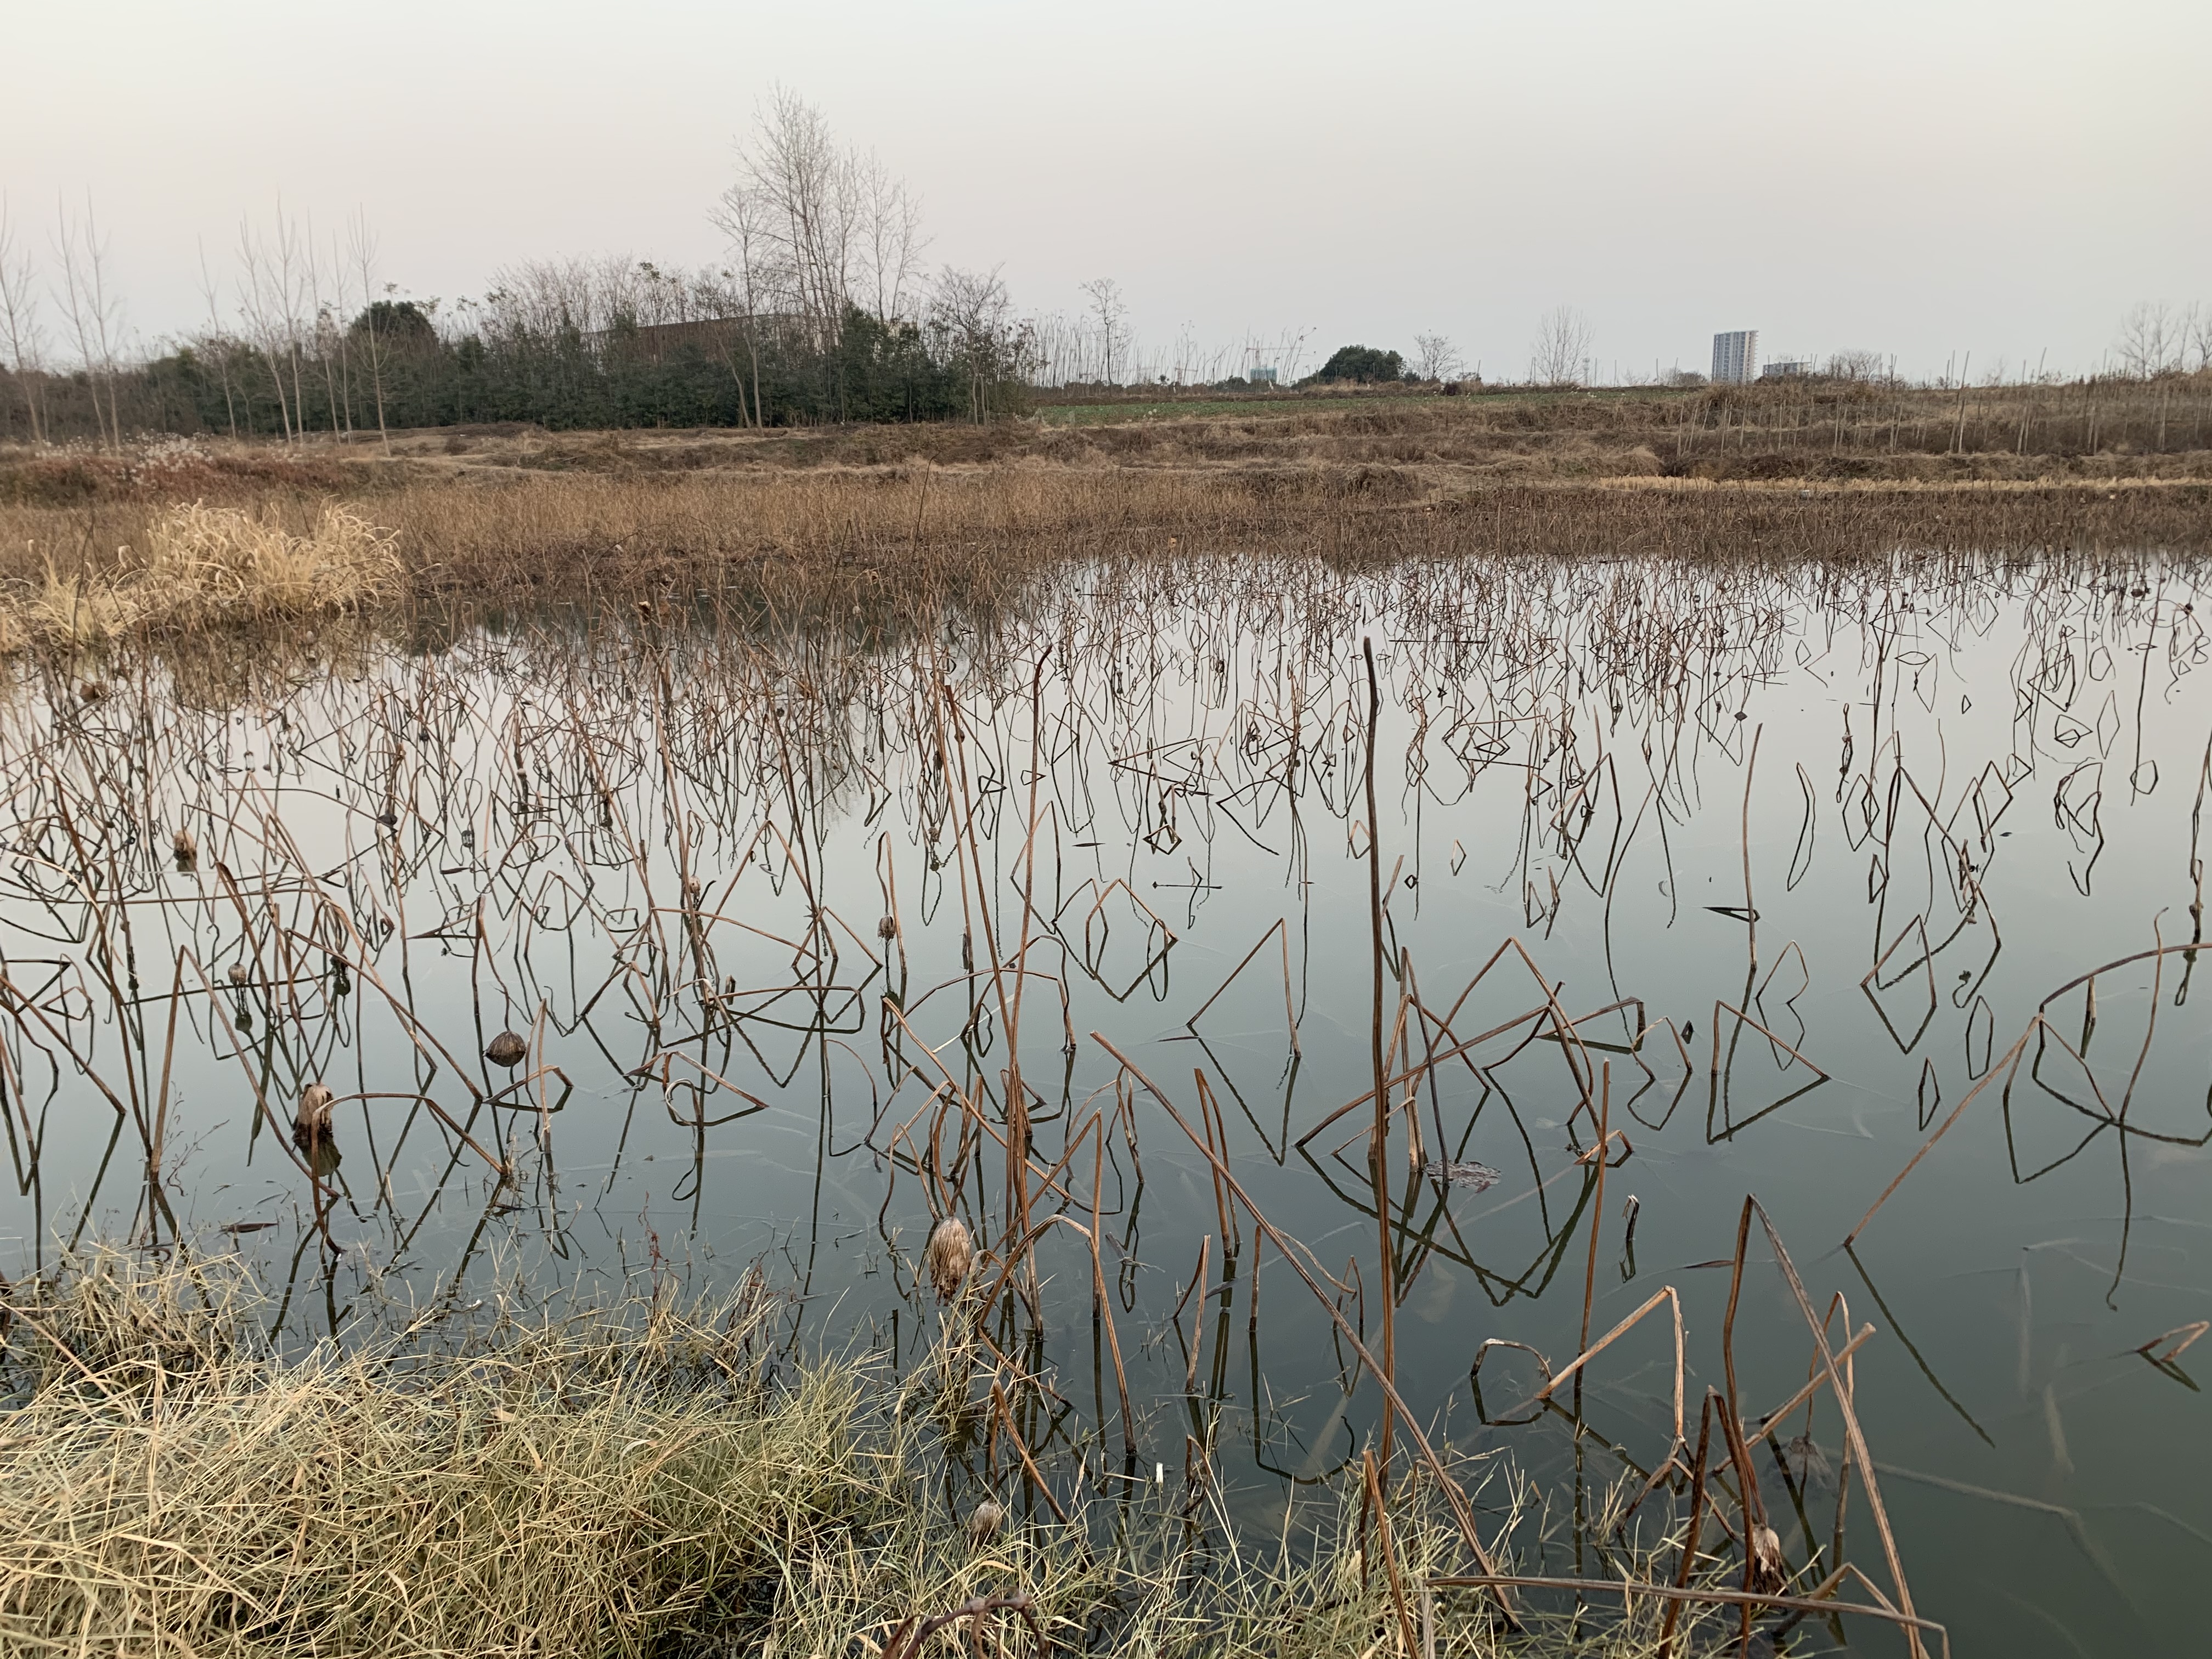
[1712,330,1758,385]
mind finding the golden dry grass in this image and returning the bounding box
[139,500,400,618]
[0,1251,1752,1659]
[0,404,2207,643]
[0,1256,890,1656]
[0,501,398,649]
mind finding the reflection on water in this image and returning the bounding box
[4,551,2210,1655]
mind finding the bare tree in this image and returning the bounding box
[1079,278,1126,385]
[713,88,933,364]
[1412,331,1463,383]
[306,213,348,441]
[52,197,127,450]
[1529,305,1591,387]
[234,204,323,443]
[718,88,853,349]
[857,152,926,323]
[2114,301,2185,379]
[1823,348,1887,381]
[929,266,1032,421]
[194,240,240,440]
[481,255,611,340]
[1026,312,1073,386]
[270,207,312,437]
[0,194,49,443]
[348,211,391,450]
[713,188,775,426]
[236,216,298,443]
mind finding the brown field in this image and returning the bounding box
[1,381,2207,641]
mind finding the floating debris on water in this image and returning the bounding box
[1424,1160,1500,1192]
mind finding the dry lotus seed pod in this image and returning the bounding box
[968,1498,1005,1541]
[293,1081,336,1149]
[923,1216,974,1301]
[1749,1525,1784,1592]
[486,1031,528,1068]
[227,963,250,986]
[877,915,898,940]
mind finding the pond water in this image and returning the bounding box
[3,550,2209,1656]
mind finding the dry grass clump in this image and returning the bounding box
[0,1252,1745,1659]
[138,500,400,619]
[0,1254,896,1657]
[0,500,398,650]
[5,561,136,651]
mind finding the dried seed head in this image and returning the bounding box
[968,1498,1005,1542]
[226,963,250,987]
[923,1216,974,1301]
[1748,1524,1784,1592]
[486,1030,528,1068]
[294,1081,335,1141]
[172,827,198,866]
[292,1082,338,1170]
[877,915,898,940]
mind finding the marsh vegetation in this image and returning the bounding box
[0,496,2206,1656]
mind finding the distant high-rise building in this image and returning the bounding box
[1712,330,1758,385]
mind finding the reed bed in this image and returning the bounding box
[0,453,2204,635]
[2,387,2208,642]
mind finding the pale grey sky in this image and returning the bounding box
[6,0,2206,381]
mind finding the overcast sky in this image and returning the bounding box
[5,0,2205,382]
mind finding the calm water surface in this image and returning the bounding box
[4,551,2209,1656]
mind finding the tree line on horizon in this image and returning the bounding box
[3,89,2209,450]
[0,92,1050,449]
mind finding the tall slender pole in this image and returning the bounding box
[1364,637,1396,1477]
